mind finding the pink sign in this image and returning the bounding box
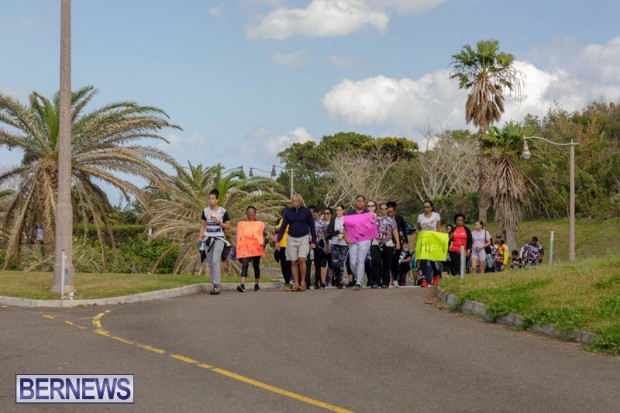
[343,212,378,243]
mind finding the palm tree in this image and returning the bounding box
[146,163,288,274]
[0,86,180,268]
[450,39,523,223]
[481,124,533,251]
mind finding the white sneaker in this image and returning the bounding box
[392,281,399,288]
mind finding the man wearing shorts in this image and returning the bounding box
[276,194,317,292]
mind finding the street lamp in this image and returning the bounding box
[522,136,578,262]
[271,165,294,199]
[248,167,273,179]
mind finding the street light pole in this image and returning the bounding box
[249,167,273,179]
[522,136,578,262]
[52,0,75,293]
[569,141,575,262]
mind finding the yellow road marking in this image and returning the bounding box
[92,312,106,328]
[112,336,134,345]
[210,367,354,413]
[138,345,166,354]
[37,308,355,412]
[170,354,198,364]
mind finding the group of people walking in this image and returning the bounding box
[274,195,412,291]
[198,190,546,295]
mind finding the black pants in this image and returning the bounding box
[391,249,401,284]
[330,245,348,284]
[448,251,469,276]
[370,244,394,286]
[240,256,261,278]
[280,247,292,284]
[313,248,328,286]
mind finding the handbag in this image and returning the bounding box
[484,231,492,254]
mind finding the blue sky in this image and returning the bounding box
[2,0,620,199]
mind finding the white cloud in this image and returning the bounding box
[240,127,315,161]
[209,2,226,17]
[271,50,312,67]
[246,0,389,40]
[323,37,620,136]
[322,71,465,129]
[261,127,316,155]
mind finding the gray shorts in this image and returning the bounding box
[285,236,310,262]
[471,248,486,261]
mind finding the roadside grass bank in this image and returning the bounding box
[438,255,620,355]
[0,271,283,300]
[486,217,619,262]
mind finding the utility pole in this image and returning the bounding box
[52,0,75,294]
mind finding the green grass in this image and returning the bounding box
[485,217,620,262]
[0,271,283,300]
[439,255,620,355]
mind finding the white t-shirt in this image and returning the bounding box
[331,216,347,246]
[417,212,441,231]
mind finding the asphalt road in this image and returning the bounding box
[2,288,619,412]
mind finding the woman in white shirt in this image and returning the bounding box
[416,200,442,287]
[327,204,348,289]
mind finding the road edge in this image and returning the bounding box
[0,282,282,308]
[434,286,598,346]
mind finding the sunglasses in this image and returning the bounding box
[366,204,376,208]
[323,212,331,215]
[380,207,387,210]
[423,205,431,209]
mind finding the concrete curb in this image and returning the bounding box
[0,283,425,308]
[435,286,597,346]
[0,282,284,308]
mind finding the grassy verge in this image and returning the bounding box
[438,255,620,355]
[0,271,283,300]
[485,217,619,262]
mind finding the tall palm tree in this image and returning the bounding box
[146,163,288,274]
[481,124,533,251]
[0,86,180,268]
[450,39,523,223]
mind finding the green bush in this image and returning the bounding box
[111,235,179,274]
[73,242,105,273]
[75,224,147,246]
[0,248,20,270]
